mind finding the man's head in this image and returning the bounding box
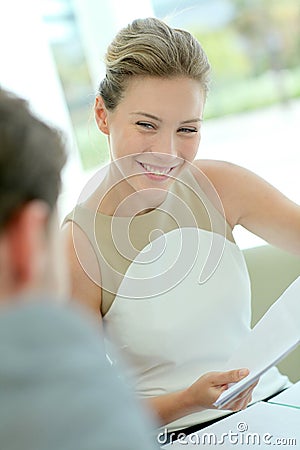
[0,89,68,301]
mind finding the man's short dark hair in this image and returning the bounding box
[0,89,66,230]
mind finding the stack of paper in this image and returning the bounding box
[214,276,300,408]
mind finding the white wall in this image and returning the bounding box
[201,100,300,248]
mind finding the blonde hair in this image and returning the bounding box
[98,17,210,110]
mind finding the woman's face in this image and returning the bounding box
[95,76,205,199]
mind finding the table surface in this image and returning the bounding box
[162,382,300,448]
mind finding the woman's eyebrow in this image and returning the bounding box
[180,118,203,124]
[131,112,202,124]
[131,112,162,122]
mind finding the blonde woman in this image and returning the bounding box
[63,18,299,439]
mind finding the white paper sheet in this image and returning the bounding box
[268,380,300,409]
[214,276,300,408]
[162,402,300,449]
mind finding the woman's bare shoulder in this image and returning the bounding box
[192,159,243,182]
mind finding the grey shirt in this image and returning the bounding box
[0,298,158,450]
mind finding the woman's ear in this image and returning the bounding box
[94,96,110,135]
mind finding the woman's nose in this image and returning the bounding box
[154,132,178,158]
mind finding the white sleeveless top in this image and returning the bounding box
[65,168,289,431]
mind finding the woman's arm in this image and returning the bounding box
[146,368,255,425]
[62,222,103,326]
[194,160,300,255]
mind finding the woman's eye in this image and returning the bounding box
[178,127,197,134]
[136,121,155,130]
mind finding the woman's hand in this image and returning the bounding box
[147,368,258,425]
[184,368,257,413]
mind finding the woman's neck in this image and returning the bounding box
[85,168,169,217]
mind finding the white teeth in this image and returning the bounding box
[141,163,171,176]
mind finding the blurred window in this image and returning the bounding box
[43,0,300,247]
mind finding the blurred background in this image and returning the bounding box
[1,0,299,248]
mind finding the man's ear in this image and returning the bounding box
[94,96,110,135]
[6,201,49,290]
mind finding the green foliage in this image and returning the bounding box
[193,28,251,82]
[189,0,300,120]
[204,67,300,119]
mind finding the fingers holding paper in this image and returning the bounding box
[185,368,256,412]
[222,379,259,411]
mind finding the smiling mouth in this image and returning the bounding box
[138,162,176,176]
